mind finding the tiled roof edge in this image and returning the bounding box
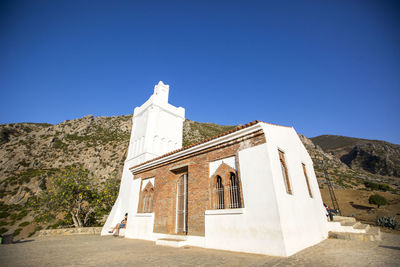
[129,120,291,170]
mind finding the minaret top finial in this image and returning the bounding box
[153,81,170,103]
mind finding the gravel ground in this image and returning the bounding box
[0,233,399,266]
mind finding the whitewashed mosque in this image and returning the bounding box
[101,81,328,257]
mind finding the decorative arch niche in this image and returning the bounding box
[139,181,154,213]
[210,162,243,210]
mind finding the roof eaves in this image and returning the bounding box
[129,120,291,171]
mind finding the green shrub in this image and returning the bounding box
[377,216,399,229]
[0,227,8,235]
[28,231,36,237]
[369,194,388,208]
[53,139,67,149]
[364,181,379,190]
[0,203,9,212]
[13,228,22,236]
[47,220,66,229]
[378,184,393,192]
[23,187,31,193]
[19,221,30,227]
[19,160,30,167]
[10,210,28,221]
[0,221,8,226]
[364,181,393,192]
[0,211,10,219]
[34,226,43,232]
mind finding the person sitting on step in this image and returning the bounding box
[109,213,128,236]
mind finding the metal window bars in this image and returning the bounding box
[142,195,148,213]
[176,174,188,234]
[227,185,241,209]
[214,176,225,209]
[147,193,153,213]
[213,174,242,209]
[213,187,225,209]
[228,173,241,208]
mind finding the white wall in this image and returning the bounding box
[209,156,236,177]
[261,124,327,256]
[204,124,327,256]
[127,213,155,240]
[101,162,134,235]
[205,144,287,256]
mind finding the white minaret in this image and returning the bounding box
[101,81,185,235]
[127,81,185,166]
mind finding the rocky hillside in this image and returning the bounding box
[183,120,236,147]
[311,135,400,179]
[0,116,399,238]
[0,115,131,205]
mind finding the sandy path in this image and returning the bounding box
[0,233,399,266]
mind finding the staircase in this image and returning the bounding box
[328,216,381,241]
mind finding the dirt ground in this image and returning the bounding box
[320,189,400,233]
[0,233,399,267]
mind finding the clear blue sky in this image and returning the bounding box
[1,1,399,144]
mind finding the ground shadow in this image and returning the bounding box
[12,239,34,244]
[379,245,400,251]
[349,201,373,211]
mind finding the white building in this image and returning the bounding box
[102,81,328,257]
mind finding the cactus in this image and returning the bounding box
[376,216,399,229]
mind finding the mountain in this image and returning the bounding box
[0,116,399,238]
[311,135,400,178]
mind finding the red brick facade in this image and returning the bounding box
[132,130,266,236]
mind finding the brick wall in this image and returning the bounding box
[132,130,266,236]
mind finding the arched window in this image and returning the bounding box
[228,172,242,208]
[211,168,243,210]
[140,182,154,213]
[215,176,224,209]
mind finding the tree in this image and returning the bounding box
[94,177,120,223]
[368,194,388,208]
[31,167,99,228]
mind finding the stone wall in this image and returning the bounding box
[36,227,102,237]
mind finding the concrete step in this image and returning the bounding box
[156,238,187,248]
[119,228,126,237]
[329,227,381,241]
[353,223,370,231]
[327,221,367,233]
[333,216,356,223]
[341,221,358,227]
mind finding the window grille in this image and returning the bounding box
[228,173,242,208]
[147,189,154,212]
[142,190,148,212]
[214,176,225,209]
[302,163,313,198]
[176,174,188,234]
[279,150,292,194]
